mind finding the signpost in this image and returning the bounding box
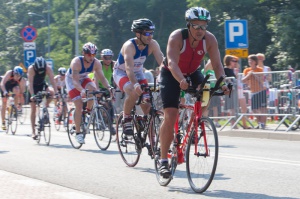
[20,26,37,42]
[225,20,248,58]
[23,42,36,68]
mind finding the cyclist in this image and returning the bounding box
[89,48,116,134]
[54,67,67,125]
[66,42,113,144]
[28,56,58,140]
[159,7,230,178]
[113,18,164,136]
[0,66,26,130]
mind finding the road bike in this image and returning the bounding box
[5,93,18,135]
[154,75,231,193]
[67,90,112,150]
[116,83,163,167]
[53,92,69,131]
[34,91,52,145]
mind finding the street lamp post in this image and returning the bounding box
[28,11,50,58]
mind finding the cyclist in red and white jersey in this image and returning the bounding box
[65,42,113,144]
[113,18,164,136]
[158,7,230,178]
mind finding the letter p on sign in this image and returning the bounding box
[225,20,248,49]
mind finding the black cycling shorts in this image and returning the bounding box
[160,67,204,109]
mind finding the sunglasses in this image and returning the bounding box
[103,56,112,60]
[190,23,208,30]
[231,60,238,63]
[86,53,96,57]
[141,31,154,36]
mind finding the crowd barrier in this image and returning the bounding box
[112,70,300,132]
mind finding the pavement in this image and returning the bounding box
[1,121,300,199]
[0,170,108,199]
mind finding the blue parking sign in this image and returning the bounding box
[225,20,248,49]
[24,49,36,68]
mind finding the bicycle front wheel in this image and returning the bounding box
[10,106,18,135]
[93,106,112,150]
[67,108,84,149]
[42,109,51,145]
[116,112,140,167]
[186,116,218,193]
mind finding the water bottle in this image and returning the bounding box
[202,81,210,107]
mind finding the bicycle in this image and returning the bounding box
[154,75,231,193]
[5,93,18,135]
[53,92,69,131]
[34,91,52,145]
[115,83,163,167]
[67,90,112,150]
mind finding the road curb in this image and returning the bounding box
[218,129,300,141]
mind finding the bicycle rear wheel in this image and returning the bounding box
[67,108,84,149]
[186,116,218,193]
[154,127,174,186]
[10,106,18,135]
[42,109,51,145]
[18,105,27,124]
[116,113,140,167]
[93,106,112,150]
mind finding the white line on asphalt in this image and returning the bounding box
[220,153,300,166]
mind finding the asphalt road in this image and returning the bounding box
[0,113,300,199]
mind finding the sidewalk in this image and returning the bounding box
[0,170,108,199]
[219,124,300,141]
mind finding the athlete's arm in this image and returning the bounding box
[27,66,35,96]
[149,39,164,66]
[123,41,138,85]
[166,29,189,90]
[46,66,58,94]
[0,70,12,94]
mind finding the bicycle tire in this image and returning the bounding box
[153,124,174,186]
[63,105,69,131]
[116,112,140,167]
[10,106,18,135]
[148,111,164,159]
[93,106,112,150]
[18,105,27,124]
[67,108,84,149]
[110,105,118,142]
[186,116,218,193]
[42,108,51,145]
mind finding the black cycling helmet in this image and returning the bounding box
[131,18,155,33]
[34,56,47,73]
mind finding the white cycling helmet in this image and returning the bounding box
[101,49,114,56]
[185,7,211,22]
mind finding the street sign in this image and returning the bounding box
[21,26,37,42]
[225,20,248,49]
[23,42,36,68]
[225,48,249,58]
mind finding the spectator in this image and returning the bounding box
[242,54,267,129]
[202,60,221,127]
[256,53,272,94]
[223,55,239,128]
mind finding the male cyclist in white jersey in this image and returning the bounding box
[54,67,67,125]
[113,18,164,136]
[65,42,113,144]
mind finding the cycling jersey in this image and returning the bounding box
[66,56,95,81]
[114,38,148,73]
[55,75,66,88]
[33,66,46,86]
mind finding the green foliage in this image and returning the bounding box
[0,0,299,76]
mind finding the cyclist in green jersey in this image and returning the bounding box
[89,49,116,134]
